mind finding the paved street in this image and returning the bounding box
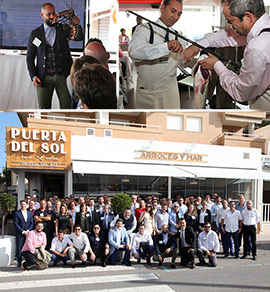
[0,240,269,292]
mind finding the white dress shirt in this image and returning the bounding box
[131,231,153,253]
[242,208,260,226]
[198,230,220,253]
[50,235,73,253]
[217,207,229,224]
[222,210,242,233]
[155,212,169,232]
[69,232,90,253]
[21,210,28,222]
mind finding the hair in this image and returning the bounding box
[35,221,44,227]
[162,0,183,7]
[60,204,69,216]
[80,202,87,212]
[85,38,103,47]
[221,0,265,21]
[74,224,81,229]
[70,55,101,88]
[68,200,77,210]
[41,2,55,12]
[58,229,65,234]
[120,28,126,33]
[20,200,27,204]
[73,64,117,109]
[116,218,123,224]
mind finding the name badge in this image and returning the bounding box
[159,240,163,244]
[158,56,169,63]
[192,216,196,219]
[96,238,100,242]
[40,213,44,217]
[101,217,104,220]
[203,237,207,241]
[32,37,42,47]
[86,213,90,217]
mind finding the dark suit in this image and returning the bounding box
[75,212,94,234]
[197,209,211,231]
[13,210,34,264]
[26,23,83,109]
[98,212,115,239]
[154,233,178,263]
[178,226,196,266]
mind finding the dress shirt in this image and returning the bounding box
[21,230,46,254]
[69,232,90,253]
[169,210,184,232]
[180,228,188,248]
[211,203,222,222]
[198,230,220,253]
[110,214,137,234]
[44,23,56,47]
[198,13,270,105]
[72,205,91,224]
[242,208,260,226]
[50,235,73,253]
[179,204,188,214]
[206,201,214,211]
[235,203,246,214]
[155,212,169,232]
[217,207,229,224]
[131,202,139,215]
[21,210,28,222]
[223,210,242,233]
[199,210,208,224]
[116,229,121,246]
[131,231,153,253]
[163,232,168,245]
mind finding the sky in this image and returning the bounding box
[0,112,22,173]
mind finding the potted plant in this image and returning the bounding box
[0,193,17,267]
[111,192,132,214]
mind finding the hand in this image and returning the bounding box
[120,244,125,249]
[221,227,225,234]
[187,248,194,254]
[238,228,242,234]
[210,251,216,257]
[198,54,219,70]
[205,250,211,256]
[105,248,109,256]
[182,45,200,62]
[134,253,139,259]
[126,244,132,251]
[72,15,80,25]
[167,40,183,54]
[165,248,171,254]
[90,253,96,261]
[33,77,42,87]
[158,255,163,262]
[23,231,29,236]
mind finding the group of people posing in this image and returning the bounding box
[13,193,260,270]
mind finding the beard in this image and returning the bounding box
[45,19,56,27]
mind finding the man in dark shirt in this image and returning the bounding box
[88,224,110,267]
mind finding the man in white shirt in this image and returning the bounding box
[155,204,169,234]
[50,230,74,266]
[241,200,260,260]
[221,201,242,259]
[132,224,154,264]
[68,225,94,268]
[129,0,189,109]
[197,223,220,267]
[211,196,222,234]
[177,197,188,214]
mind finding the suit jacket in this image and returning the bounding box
[155,233,177,255]
[108,226,129,254]
[197,209,212,230]
[98,212,115,231]
[26,23,83,80]
[13,210,34,236]
[75,212,93,233]
[178,226,196,249]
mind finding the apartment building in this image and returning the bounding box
[6,111,270,231]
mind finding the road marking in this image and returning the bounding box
[246,264,262,267]
[79,285,175,292]
[0,265,135,278]
[199,266,224,270]
[161,266,187,272]
[0,273,159,290]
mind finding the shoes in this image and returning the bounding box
[170,263,176,269]
[158,261,163,266]
[241,255,247,259]
[102,261,107,267]
[230,252,235,256]
[247,252,251,256]
[81,261,87,266]
[146,260,152,265]
[223,255,229,259]
[137,258,141,264]
[125,260,132,266]
[22,266,28,271]
[197,262,206,266]
[190,263,196,269]
[235,255,239,259]
[17,262,22,268]
[53,261,58,267]
[35,263,41,270]
[252,256,257,261]
[72,264,76,268]
[63,261,68,266]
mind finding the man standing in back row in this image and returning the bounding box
[129,0,192,109]
[27,2,83,109]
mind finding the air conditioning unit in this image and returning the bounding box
[262,156,270,169]
[104,129,113,138]
[86,128,95,136]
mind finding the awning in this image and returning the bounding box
[72,161,270,180]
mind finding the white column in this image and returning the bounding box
[65,169,73,197]
[17,170,25,205]
[168,177,172,199]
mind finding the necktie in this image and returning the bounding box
[164,29,169,42]
[176,212,179,225]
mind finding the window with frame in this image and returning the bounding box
[167,115,183,131]
[186,117,202,132]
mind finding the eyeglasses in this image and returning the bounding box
[93,227,100,229]
[205,226,211,228]
[75,228,81,231]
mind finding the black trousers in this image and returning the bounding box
[15,235,26,263]
[243,224,257,256]
[179,247,195,265]
[22,251,37,268]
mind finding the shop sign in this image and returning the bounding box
[135,150,208,163]
[6,127,71,170]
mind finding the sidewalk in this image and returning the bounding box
[257,232,270,243]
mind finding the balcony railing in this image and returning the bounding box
[211,132,265,145]
[28,113,161,130]
[263,204,270,222]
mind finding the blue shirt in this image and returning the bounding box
[44,23,56,47]
[235,203,246,214]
